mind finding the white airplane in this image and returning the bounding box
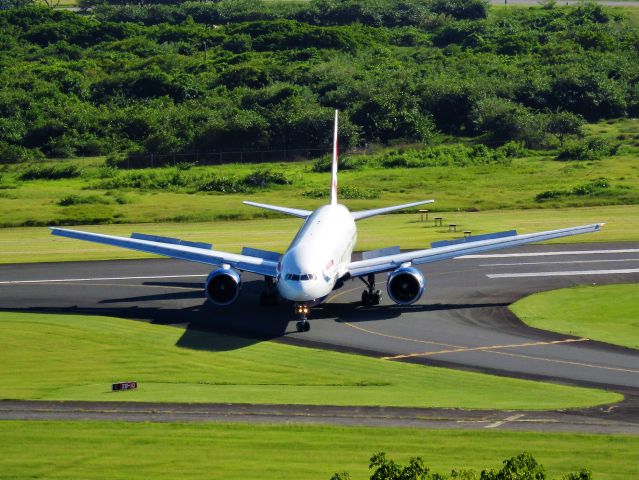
[51,111,604,332]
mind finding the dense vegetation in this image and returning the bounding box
[331,452,593,480]
[1,0,639,162]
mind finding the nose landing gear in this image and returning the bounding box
[294,303,311,332]
[361,273,382,306]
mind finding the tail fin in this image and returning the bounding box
[330,109,339,205]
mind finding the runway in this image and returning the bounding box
[1,242,637,393]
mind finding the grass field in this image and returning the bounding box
[1,204,636,264]
[1,146,638,228]
[1,421,637,480]
[511,284,639,350]
[0,312,621,409]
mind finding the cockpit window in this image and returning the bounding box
[286,273,315,281]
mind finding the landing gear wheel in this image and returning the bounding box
[362,290,382,306]
[360,274,381,306]
[296,320,310,332]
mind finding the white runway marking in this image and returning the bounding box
[480,258,639,267]
[485,414,525,429]
[460,249,639,259]
[487,269,639,279]
[0,274,208,285]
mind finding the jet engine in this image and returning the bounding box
[205,267,241,306]
[386,266,425,305]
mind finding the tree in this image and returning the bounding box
[546,111,585,145]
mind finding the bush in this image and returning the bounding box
[379,144,510,168]
[20,164,83,180]
[303,185,378,199]
[243,169,291,187]
[195,175,247,193]
[556,137,618,161]
[0,142,34,164]
[497,141,527,158]
[536,178,612,202]
[312,155,366,173]
[57,194,108,206]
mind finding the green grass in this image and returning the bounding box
[1,421,637,480]
[511,284,639,350]
[0,312,621,409]
[1,204,637,264]
[1,142,639,228]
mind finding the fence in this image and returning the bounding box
[121,147,337,169]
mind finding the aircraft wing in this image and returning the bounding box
[346,223,604,278]
[50,228,278,277]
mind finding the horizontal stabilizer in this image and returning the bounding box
[241,247,281,262]
[131,233,212,250]
[243,201,312,218]
[431,230,517,249]
[362,246,400,260]
[351,199,434,221]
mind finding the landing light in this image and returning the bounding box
[296,304,310,315]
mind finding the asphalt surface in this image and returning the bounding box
[1,241,638,431]
[1,399,638,434]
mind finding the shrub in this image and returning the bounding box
[497,141,527,158]
[195,175,247,193]
[312,155,365,173]
[0,142,33,164]
[243,169,291,187]
[303,185,378,199]
[556,137,618,160]
[379,144,510,168]
[20,164,83,180]
[535,178,612,202]
[57,194,108,206]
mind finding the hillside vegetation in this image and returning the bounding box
[1,0,639,161]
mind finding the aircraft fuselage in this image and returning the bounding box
[277,204,356,302]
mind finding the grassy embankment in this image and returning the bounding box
[0,312,621,408]
[511,284,639,350]
[1,421,638,480]
[1,145,639,228]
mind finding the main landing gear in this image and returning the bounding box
[260,276,279,306]
[294,303,311,332]
[361,273,382,306]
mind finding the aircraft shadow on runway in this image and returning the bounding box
[4,276,510,353]
[314,300,511,323]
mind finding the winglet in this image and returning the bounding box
[330,109,339,206]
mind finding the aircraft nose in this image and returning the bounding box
[277,278,317,302]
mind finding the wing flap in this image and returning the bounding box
[51,228,277,277]
[430,230,517,249]
[347,223,604,278]
[131,232,212,250]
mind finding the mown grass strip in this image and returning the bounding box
[1,205,636,264]
[511,284,639,350]
[0,312,621,409]
[1,421,637,480]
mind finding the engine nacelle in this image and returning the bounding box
[387,266,425,305]
[205,267,241,306]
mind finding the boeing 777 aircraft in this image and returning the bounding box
[51,111,604,332]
